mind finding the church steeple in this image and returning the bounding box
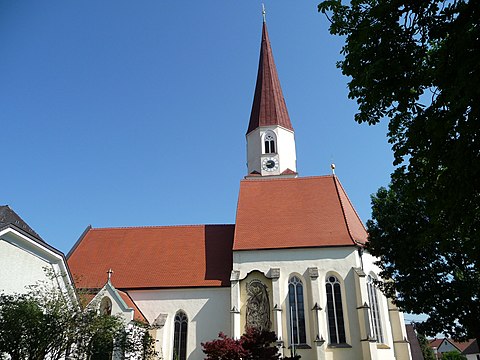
[246,17,297,178]
[247,21,293,135]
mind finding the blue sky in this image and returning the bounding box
[1,1,394,255]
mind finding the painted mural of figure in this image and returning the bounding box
[246,279,270,331]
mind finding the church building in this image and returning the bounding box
[67,18,412,360]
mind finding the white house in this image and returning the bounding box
[0,205,73,297]
[430,338,480,360]
[67,18,413,360]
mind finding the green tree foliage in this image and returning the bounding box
[442,351,467,360]
[318,0,479,341]
[417,332,436,360]
[0,277,156,359]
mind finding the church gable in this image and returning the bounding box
[88,280,147,323]
[67,224,234,289]
[233,176,367,251]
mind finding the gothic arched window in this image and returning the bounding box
[173,311,188,360]
[264,133,276,154]
[367,275,384,343]
[325,275,346,344]
[288,276,307,345]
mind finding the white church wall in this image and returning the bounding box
[246,125,296,175]
[234,246,360,360]
[247,127,262,174]
[273,126,296,173]
[233,246,403,360]
[361,252,395,349]
[362,251,411,360]
[233,246,359,284]
[129,287,230,360]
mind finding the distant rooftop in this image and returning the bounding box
[0,205,43,241]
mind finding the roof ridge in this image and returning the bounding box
[242,174,334,183]
[332,176,361,246]
[89,224,235,231]
[332,176,367,244]
[0,205,44,241]
[117,290,149,323]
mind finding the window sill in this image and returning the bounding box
[288,344,312,350]
[327,343,352,349]
[377,343,391,349]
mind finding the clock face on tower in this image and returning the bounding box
[262,157,279,172]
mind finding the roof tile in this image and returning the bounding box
[68,225,234,289]
[233,176,367,250]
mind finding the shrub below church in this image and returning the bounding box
[202,328,299,360]
[0,273,156,360]
[441,351,467,360]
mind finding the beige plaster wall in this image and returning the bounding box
[129,287,230,360]
[233,246,403,360]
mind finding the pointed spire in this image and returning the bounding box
[247,20,293,134]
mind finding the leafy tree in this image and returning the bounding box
[0,276,156,359]
[417,332,436,360]
[318,0,479,342]
[442,351,467,360]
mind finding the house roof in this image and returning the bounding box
[67,225,234,290]
[462,339,479,355]
[405,324,425,360]
[429,338,443,349]
[233,175,367,251]
[429,338,479,354]
[0,205,43,241]
[117,290,147,323]
[247,21,293,134]
[450,339,479,354]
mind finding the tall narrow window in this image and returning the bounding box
[264,134,276,154]
[288,276,307,345]
[367,275,384,343]
[173,311,188,360]
[325,275,346,344]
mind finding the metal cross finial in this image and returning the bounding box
[262,3,266,23]
[331,163,336,175]
[107,268,113,282]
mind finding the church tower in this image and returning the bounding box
[246,17,297,178]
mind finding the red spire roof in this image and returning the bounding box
[247,21,293,134]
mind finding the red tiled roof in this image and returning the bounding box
[281,168,297,175]
[429,338,479,354]
[67,225,234,289]
[117,290,147,323]
[450,339,478,353]
[429,338,443,349]
[247,22,293,134]
[233,175,367,250]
